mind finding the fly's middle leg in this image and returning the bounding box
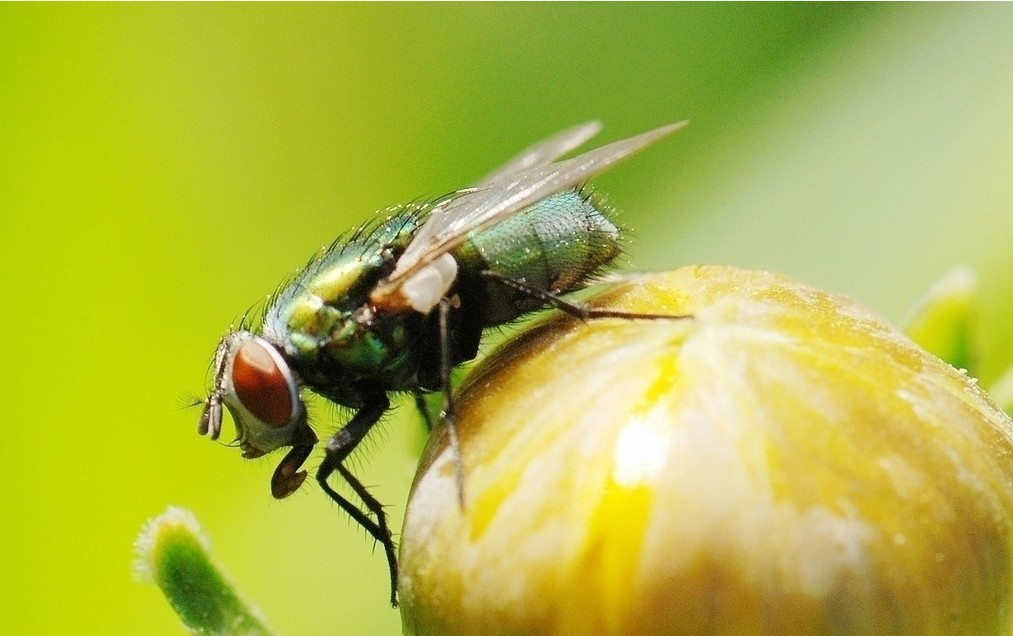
[316,393,400,607]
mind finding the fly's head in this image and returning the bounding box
[199,331,318,498]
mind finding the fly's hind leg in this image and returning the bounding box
[316,392,400,607]
[481,270,692,322]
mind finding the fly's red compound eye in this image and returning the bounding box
[231,339,294,427]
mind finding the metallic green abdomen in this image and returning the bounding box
[459,189,621,324]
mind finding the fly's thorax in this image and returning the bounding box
[267,263,424,397]
[282,303,422,400]
[281,254,383,336]
[263,205,428,348]
[200,331,309,458]
[267,236,401,368]
[458,189,621,324]
[327,308,407,371]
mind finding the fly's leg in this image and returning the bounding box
[482,270,692,322]
[438,296,467,509]
[316,393,400,607]
[271,439,316,499]
[413,392,436,433]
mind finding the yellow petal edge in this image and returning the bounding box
[400,266,1013,636]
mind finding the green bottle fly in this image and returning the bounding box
[197,121,686,606]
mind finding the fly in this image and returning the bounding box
[197,121,687,607]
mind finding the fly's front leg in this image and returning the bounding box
[482,270,693,322]
[316,393,400,607]
[438,297,466,508]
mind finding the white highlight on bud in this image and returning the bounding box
[401,253,459,314]
[613,410,671,488]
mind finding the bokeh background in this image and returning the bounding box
[3,4,1013,634]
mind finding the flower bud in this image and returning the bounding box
[399,266,1013,635]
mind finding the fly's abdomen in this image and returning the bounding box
[460,189,621,324]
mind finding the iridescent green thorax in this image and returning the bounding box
[260,206,427,398]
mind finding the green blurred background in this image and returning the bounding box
[2,4,1012,634]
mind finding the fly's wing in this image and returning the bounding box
[375,121,687,296]
[478,121,602,186]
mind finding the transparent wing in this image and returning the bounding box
[478,121,602,185]
[378,121,687,294]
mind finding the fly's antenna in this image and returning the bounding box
[197,387,224,440]
[178,392,205,410]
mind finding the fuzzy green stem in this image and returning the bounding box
[135,507,273,636]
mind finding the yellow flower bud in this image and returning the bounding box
[399,266,1013,635]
